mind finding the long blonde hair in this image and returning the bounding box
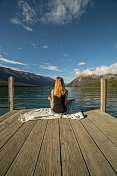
[54,77,66,97]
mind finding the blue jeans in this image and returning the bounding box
[50,102,72,115]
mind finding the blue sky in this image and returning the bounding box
[0,0,117,83]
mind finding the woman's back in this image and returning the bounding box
[53,94,67,113]
[48,77,75,114]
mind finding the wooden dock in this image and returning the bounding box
[0,109,117,176]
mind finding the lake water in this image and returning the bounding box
[0,87,117,118]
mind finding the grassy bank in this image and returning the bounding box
[80,80,117,88]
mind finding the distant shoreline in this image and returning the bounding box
[0,81,40,87]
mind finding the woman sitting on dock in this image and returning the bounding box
[48,77,75,114]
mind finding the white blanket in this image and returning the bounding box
[20,108,84,122]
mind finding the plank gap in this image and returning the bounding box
[33,120,49,176]
[0,122,24,150]
[4,121,37,176]
[69,119,91,176]
[5,120,48,176]
[58,119,63,176]
[80,120,117,175]
[88,118,117,148]
[59,119,89,176]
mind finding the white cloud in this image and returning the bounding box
[40,63,62,72]
[78,62,86,65]
[10,0,37,31]
[0,49,8,55]
[3,52,8,55]
[10,17,20,25]
[23,25,33,31]
[31,43,37,48]
[18,0,36,23]
[10,0,92,31]
[74,63,117,76]
[10,16,33,31]
[0,56,27,65]
[40,0,92,24]
[74,68,79,72]
[63,53,68,57]
[74,68,81,76]
[29,41,37,48]
[0,64,25,71]
[42,45,48,49]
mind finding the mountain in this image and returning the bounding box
[0,66,55,86]
[67,74,117,87]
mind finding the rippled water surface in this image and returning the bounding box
[0,87,117,117]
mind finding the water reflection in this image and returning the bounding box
[67,87,100,110]
[0,87,117,118]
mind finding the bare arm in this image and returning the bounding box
[48,90,54,103]
[65,89,75,104]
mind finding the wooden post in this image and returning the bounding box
[100,78,107,112]
[8,76,14,111]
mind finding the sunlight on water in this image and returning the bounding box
[0,87,117,118]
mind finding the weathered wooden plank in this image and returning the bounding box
[70,119,117,176]
[34,119,61,176]
[59,119,90,176]
[0,110,28,149]
[0,110,18,123]
[0,109,116,176]
[0,120,36,176]
[86,110,117,146]
[0,110,22,132]
[88,110,117,126]
[81,118,117,173]
[5,120,48,176]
